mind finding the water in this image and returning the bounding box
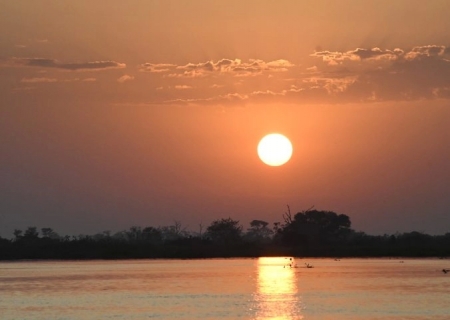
[0,258,449,319]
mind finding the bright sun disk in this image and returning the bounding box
[257,133,293,166]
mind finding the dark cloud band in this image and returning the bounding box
[13,58,126,71]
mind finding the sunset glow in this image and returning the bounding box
[1,1,450,237]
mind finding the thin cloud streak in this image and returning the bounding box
[11,58,126,71]
[21,77,58,83]
[139,63,176,73]
[174,85,192,90]
[117,75,135,83]
[20,77,98,83]
[140,58,295,78]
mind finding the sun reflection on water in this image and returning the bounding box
[254,257,303,320]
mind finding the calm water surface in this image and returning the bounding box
[0,258,449,319]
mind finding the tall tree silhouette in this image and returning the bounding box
[206,218,243,245]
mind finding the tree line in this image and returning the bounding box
[1,207,449,260]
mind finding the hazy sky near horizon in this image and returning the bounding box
[1,0,450,237]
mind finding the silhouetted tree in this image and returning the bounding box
[245,220,273,244]
[23,227,39,239]
[160,221,188,243]
[206,218,243,245]
[13,229,23,241]
[1,212,449,260]
[279,207,352,246]
[41,228,60,240]
[126,226,142,242]
[92,231,112,241]
[142,226,163,244]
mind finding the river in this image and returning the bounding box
[1,258,449,319]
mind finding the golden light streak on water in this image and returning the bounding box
[255,257,303,319]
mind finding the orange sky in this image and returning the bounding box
[1,0,450,236]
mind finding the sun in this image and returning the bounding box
[257,133,293,166]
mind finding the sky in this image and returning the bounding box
[1,0,450,237]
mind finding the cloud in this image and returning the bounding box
[166,70,208,78]
[311,47,402,65]
[164,92,249,106]
[20,77,98,84]
[13,39,48,49]
[21,77,58,83]
[14,46,443,106]
[307,45,450,101]
[159,45,450,106]
[117,75,134,83]
[12,86,36,92]
[404,45,448,60]
[266,59,295,68]
[12,58,126,71]
[177,59,233,72]
[174,85,192,90]
[300,76,358,94]
[174,58,294,77]
[139,63,176,73]
[351,47,403,61]
[141,58,295,78]
[163,87,339,107]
